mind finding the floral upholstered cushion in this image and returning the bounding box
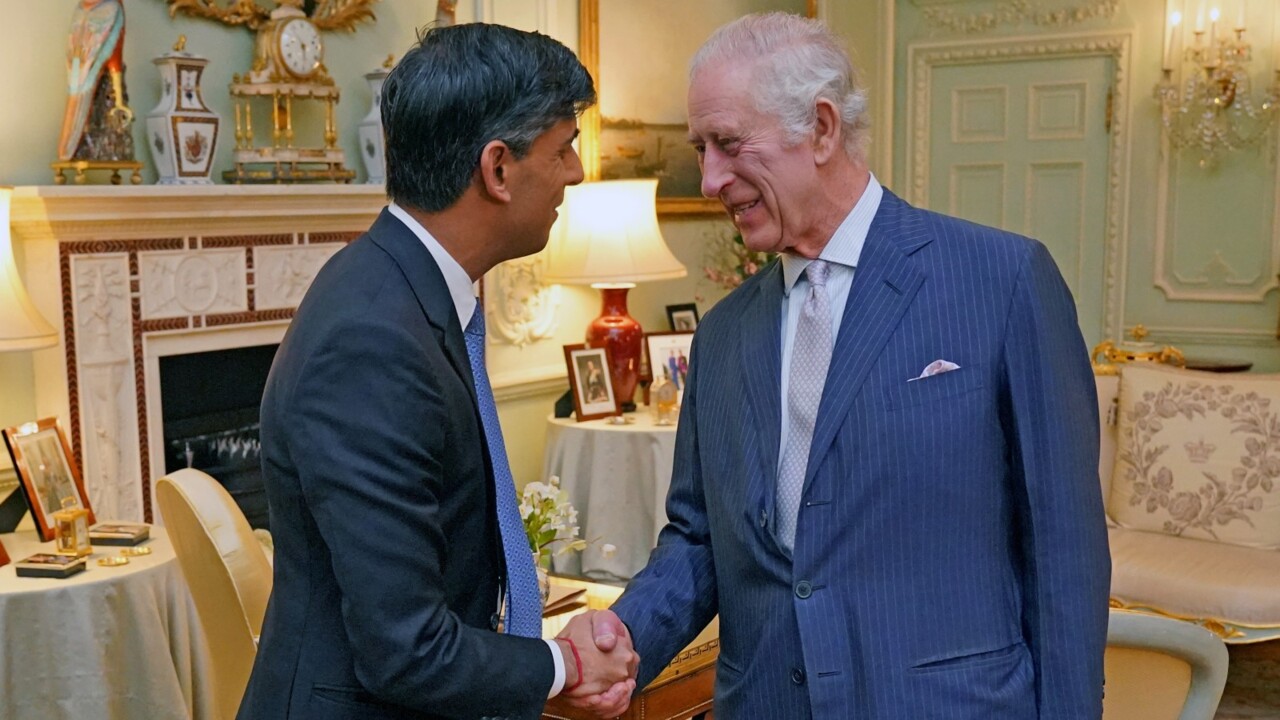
[1109,363,1280,549]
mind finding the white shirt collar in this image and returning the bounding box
[780,172,883,296]
[387,202,478,328]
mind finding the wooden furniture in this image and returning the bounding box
[542,577,717,720]
[1182,357,1254,373]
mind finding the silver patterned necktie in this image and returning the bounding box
[777,259,833,551]
[463,309,543,637]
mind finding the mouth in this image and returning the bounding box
[727,198,760,222]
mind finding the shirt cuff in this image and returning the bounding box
[544,638,566,698]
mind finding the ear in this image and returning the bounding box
[811,98,842,165]
[478,139,514,203]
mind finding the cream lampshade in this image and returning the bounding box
[0,187,57,351]
[542,179,686,410]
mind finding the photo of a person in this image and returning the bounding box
[581,359,609,403]
[4,420,95,541]
[672,314,696,331]
[26,433,78,515]
[644,331,694,405]
[565,345,620,421]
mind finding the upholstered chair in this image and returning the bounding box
[1104,609,1229,720]
[156,468,273,720]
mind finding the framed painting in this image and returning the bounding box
[2,418,96,542]
[577,0,816,215]
[563,343,623,421]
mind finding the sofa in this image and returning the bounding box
[1097,364,1280,643]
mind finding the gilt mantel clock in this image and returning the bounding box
[166,0,378,183]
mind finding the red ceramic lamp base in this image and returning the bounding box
[587,286,642,412]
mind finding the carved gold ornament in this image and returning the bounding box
[166,0,377,34]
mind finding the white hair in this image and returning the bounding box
[689,12,870,160]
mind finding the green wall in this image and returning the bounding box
[890,0,1279,372]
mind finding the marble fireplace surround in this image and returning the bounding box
[10,186,389,523]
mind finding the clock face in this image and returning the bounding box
[278,17,322,78]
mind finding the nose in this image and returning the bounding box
[566,146,585,186]
[700,146,732,199]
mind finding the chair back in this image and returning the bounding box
[156,468,273,720]
[1103,609,1229,720]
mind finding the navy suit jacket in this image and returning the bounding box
[612,190,1110,719]
[238,210,553,720]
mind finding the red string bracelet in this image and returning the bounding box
[563,638,585,693]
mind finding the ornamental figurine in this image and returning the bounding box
[165,0,378,183]
[54,0,143,185]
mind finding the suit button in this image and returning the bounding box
[791,667,806,685]
[795,580,812,599]
[489,612,500,631]
[759,510,768,528]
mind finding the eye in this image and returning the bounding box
[692,143,706,156]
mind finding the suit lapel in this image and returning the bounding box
[367,208,478,405]
[804,192,928,490]
[740,261,784,514]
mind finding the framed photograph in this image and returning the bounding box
[666,303,700,332]
[2,418,96,542]
[644,331,695,399]
[563,344,623,422]
[578,0,814,214]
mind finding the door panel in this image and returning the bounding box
[928,56,1111,343]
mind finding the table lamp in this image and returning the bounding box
[0,187,57,352]
[0,186,59,541]
[542,179,686,411]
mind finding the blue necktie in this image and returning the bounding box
[463,309,543,637]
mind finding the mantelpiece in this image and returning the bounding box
[9,185,384,523]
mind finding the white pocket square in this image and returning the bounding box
[909,359,961,382]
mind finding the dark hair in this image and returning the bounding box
[381,23,596,212]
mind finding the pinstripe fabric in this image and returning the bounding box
[611,189,1110,719]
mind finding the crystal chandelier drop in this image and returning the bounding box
[1154,4,1280,167]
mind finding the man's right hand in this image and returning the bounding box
[556,610,638,718]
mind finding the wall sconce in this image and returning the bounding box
[1155,1,1280,167]
[542,179,686,411]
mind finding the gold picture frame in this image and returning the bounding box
[2,418,96,542]
[577,0,816,215]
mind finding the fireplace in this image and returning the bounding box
[9,185,563,524]
[8,185,384,523]
[159,343,277,529]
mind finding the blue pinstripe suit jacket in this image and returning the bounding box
[612,190,1110,719]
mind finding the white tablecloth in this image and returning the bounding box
[0,526,216,720]
[543,413,678,580]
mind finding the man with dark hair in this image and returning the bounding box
[239,24,636,720]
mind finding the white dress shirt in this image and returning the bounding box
[776,173,883,477]
[388,203,567,698]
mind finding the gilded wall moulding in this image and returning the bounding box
[486,256,560,348]
[922,0,1120,34]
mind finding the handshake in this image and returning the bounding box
[552,610,640,718]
